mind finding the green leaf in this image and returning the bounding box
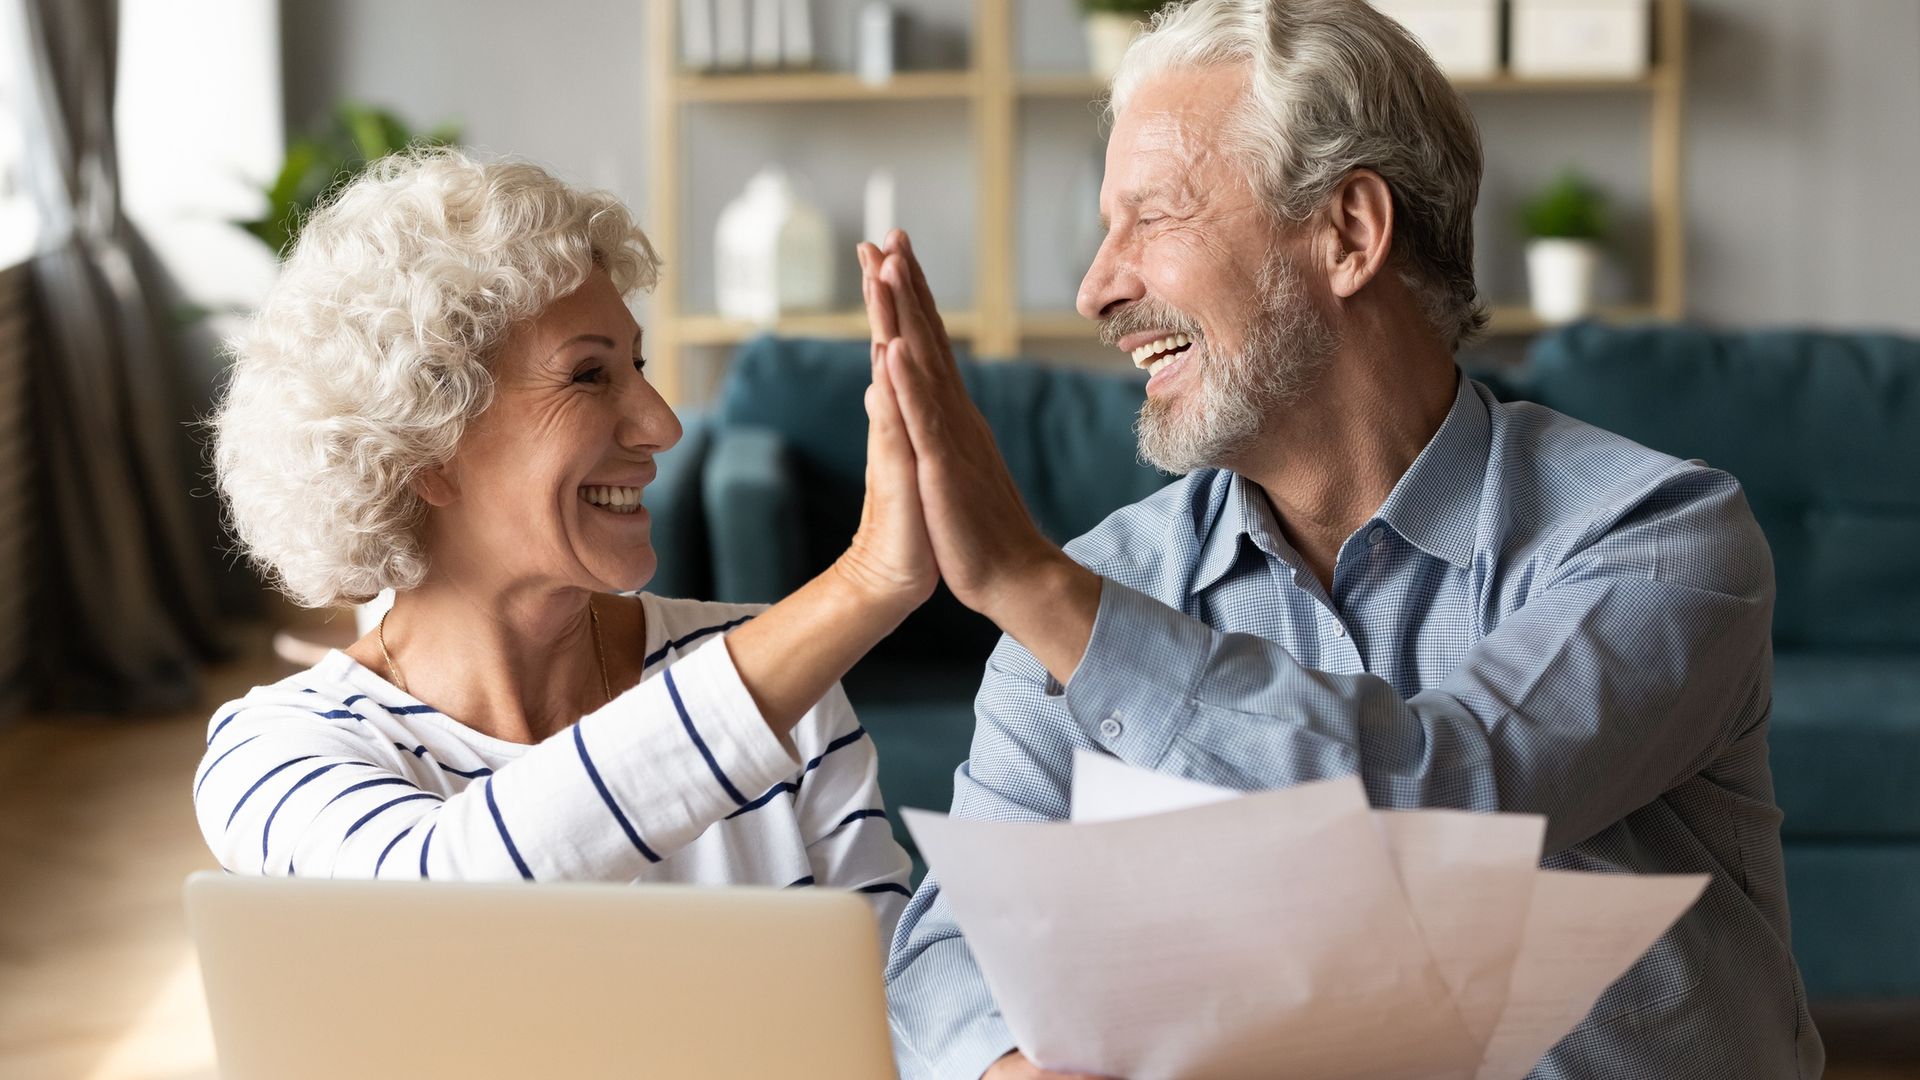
[233,101,463,259]
[1079,0,1166,14]
[1520,171,1607,241]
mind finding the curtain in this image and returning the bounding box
[16,0,223,712]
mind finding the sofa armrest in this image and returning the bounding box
[642,410,714,600]
[702,424,811,604]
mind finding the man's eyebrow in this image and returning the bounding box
[1100,183,1170,232]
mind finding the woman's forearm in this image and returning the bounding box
[725,561,913,737]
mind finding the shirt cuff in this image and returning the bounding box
[893,1011,1018,1080]
[664,635,801,804]
[1060,577,1210,768]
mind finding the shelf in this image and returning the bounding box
[1482,304,1667,335]
[1018,70,1671,103]
[1454,69,1675,94]
[1018,74,1111,100]
[1018,311,1097,339]
[676,309,981,346]
[675,70,976,103]
[1016,305,1670,344]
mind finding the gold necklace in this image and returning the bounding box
[377,606,408,693]
[378,600,613,703]
[587,600,612,703]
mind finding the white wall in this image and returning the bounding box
[1685,0,1920,335]
[271,0,1920,392]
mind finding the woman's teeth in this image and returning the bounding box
[579,485,645,514]
[1131,333,1195,375]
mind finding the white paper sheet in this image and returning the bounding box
[1474,870,1709,1080]
[906,753,1708,1080]
[1070,752,1543,1048]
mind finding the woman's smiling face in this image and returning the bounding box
[421,267,681,596]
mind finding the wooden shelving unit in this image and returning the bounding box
[647,0,1687,402]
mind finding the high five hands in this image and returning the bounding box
[856,231,1103,689]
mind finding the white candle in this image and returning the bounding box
[864,168,896,245]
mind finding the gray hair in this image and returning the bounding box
[1110,0,1487,349]
[211,147,661,607]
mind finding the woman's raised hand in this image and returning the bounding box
[829,245,938,617]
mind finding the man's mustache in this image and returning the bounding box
[1098,300,1206,350]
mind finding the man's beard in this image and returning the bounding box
[1105,256,1337,475]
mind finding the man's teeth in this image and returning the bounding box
[579,485,645,513]
[1131,333,1194,373]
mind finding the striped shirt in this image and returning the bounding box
[886,374,1822,1080]
[194,593,912,942]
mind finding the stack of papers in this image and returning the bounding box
[903,752,1706,1080]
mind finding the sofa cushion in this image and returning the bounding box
[1525,325,1920,651]
[1770,650,1920,839]
[843,659,987,880]
[1782,841,1920,999]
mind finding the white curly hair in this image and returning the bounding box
[1110,0,1487,349]
[211,147,662,608]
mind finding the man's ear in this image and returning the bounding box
[411,463,456,508]
[1322,168,1395,301]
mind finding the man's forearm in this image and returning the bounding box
[979,552,1102,688]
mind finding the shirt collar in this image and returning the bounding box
[1191,470,1257,596]
[1371,370,1488,570]
[1188,370,1489,594]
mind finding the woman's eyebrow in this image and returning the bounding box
[549,334,616,362]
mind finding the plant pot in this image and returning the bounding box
[1525,238,1600,324]
[1085,12,1148,79]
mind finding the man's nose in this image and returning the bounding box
[1076,233,1142,322]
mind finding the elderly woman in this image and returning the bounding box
[197,148,929,933]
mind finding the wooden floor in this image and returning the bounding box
[0,627,1914,1079]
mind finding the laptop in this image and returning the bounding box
[183,872,899,1079]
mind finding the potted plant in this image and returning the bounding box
[1080,0,1167,79]
[1519,170,1607,324]
[240,103,461,258]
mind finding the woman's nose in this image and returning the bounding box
[617,377,681,454]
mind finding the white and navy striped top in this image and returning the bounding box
[193,593,913,940]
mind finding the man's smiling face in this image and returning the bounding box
[1078,64,1337,474]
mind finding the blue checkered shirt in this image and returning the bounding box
[885,375,1823,1079]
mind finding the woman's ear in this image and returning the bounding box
[1322,168,1395,301]
[411,463,456,508]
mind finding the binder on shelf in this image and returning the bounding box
[679,0,714,71]
[750,0,782,69]
[781,0,815,68]
[713,0,748,70]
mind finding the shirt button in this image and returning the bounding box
[1332,622,1347,638]
[1098,715,1124,740]
[1367,526,1385,545]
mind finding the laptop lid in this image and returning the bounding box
[183,872,898,1080]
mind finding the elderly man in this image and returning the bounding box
[862,0,1819,1078]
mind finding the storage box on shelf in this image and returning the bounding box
[1369,0,1501,79]
[1511,0,1653,78]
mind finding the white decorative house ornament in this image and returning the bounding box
[715,168,833,324]
[1368,0,1500,80]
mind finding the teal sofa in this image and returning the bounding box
[647,327,1920,1002]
